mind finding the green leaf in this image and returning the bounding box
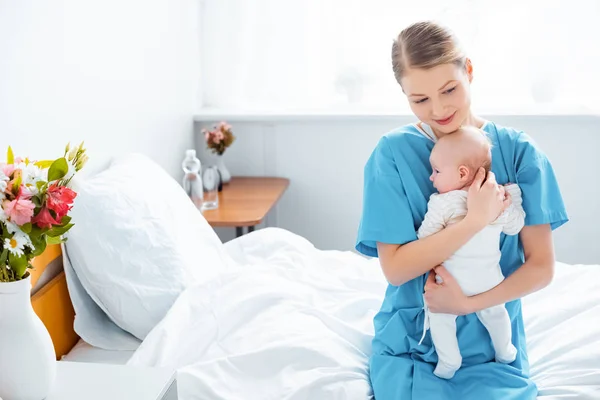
[0,248,8,266]
[34,160,54,169]
[48,158,68,182]
[12,174,21,193]
[59,216,72,226]
[30,225,43,237]
[47,223,74,237]
[7,146,14,164]
[31,196,42,208]
[31,235,47,257]
[8,252,28,279]
[46,236,63,245]
[21,223,32,234]
[36,181,46,190]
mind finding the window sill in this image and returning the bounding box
[194,105,598,122]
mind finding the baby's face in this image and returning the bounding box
[429,146,468,194]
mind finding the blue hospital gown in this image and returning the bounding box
[356,121,568,400]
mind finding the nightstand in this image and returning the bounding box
[202,176,290,237]
[45,361,177,400]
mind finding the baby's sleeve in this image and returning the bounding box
[417,195,448,239]
[500,184,526,235]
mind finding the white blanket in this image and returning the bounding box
[127,228,600,399]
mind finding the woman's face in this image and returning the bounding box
[400,62,472,135]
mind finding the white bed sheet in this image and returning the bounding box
[122,228,600,399]
[62,339,136,365]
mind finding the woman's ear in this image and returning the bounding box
[465,58,473,83]
[458,165,470,180]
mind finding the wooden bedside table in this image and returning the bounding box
[45,361,177,400]
[202,176,290,237]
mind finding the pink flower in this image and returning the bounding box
[18,185,34,200]
[3,197,35,225]
[219,121,231,131]
[3,164,15,178]
[46,183,77,219]
[31,206,60,229]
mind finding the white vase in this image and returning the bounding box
[216,154,231,184]
[0,274,57,400]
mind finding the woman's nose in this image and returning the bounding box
[431,100,446,119]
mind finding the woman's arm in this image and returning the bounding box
[424,224,555,314]
[379,168,510,286]
[378,217,481,286]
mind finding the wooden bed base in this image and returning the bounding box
[29,244,79,359]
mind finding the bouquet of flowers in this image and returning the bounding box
[202,121,235,155]
[0,142,87,282]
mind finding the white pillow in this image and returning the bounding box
[62,243,141,350]
[65,153,234,341]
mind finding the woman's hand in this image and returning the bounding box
[465,168,511,230]
[424,266,473,315]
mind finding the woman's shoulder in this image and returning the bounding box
[486,121,537,146]
[365,123,429,175]
[372,123,431,153]
[485,121,549,166]
[381,123,425,142]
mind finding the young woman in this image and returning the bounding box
[355,21,568,399]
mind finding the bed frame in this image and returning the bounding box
[29,244,79,359]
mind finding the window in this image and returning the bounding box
[199,0,600,113]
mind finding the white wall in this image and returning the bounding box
[0,0,199,178]
[195,114,600,265]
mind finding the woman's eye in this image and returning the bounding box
[444,86,457,94]
[415,98,428,104]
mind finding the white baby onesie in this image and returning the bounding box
[417,183,526,380]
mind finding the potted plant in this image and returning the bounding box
[0,142,87,400]
[202,121,235,184]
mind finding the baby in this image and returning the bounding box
[417,126,526,380]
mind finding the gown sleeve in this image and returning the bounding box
[355,136,418,257]
[515,133,569,230]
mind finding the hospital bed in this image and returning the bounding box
[31,153,600,399]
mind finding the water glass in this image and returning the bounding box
[201,166,219,211]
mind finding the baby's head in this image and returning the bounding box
[429,126,492,194]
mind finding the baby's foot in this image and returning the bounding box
[434,360,461,380]
[496,344,517,364]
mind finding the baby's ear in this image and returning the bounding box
[458,165,470,180]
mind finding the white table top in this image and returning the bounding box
[46,361,176,400]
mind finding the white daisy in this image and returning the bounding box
[4,233,28,257]
[4,220,20,234]
[0,169,8,200]
[19,163,47,195]
[3,221,33,249]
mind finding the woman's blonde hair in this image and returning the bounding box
[391,21,466,85]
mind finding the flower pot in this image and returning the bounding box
[0,274,56,400]
[216,154,231,184]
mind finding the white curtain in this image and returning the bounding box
[199,0,600,113]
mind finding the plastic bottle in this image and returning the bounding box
[182,149,203,209]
